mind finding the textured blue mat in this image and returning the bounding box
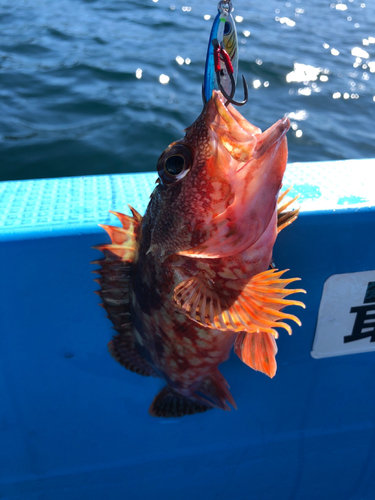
[0,158,374,238]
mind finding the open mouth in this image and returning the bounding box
[210,90,290,162]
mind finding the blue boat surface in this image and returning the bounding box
[0,158,374,500]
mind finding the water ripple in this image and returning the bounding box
[0,0,375,181]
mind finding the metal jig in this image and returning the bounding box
[202,0,247,107]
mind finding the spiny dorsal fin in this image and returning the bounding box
[110,205,142,227]
[93,206,141,262]
[234,331,278,378]
[173,268,306,338]
[92,207,155,378]
[277,186,300,233]
[92,207,141,315]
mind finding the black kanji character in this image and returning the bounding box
[344,281,375,344]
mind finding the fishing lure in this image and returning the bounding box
[203,0,247,105]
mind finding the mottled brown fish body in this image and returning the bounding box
[131,230,238,413]
[94,91,305,417]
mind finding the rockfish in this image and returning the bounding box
[93,90,305,417]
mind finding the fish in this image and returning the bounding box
[93,90,305,418]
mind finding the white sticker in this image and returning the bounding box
[312,270,375,359]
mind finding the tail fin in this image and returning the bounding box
[149,386,212,418]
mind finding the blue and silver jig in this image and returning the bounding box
[203,0,248,106]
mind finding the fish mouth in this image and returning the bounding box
[208,90,290,163]
[177,90,290,259]
[253,116,290,159]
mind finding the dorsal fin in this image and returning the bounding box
[92,206,141,262]
[173,268,306,338]
[92,207,155,378]
[92,207,141,315]
[110,205,142,227]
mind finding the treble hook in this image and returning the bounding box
[213,39,248,107]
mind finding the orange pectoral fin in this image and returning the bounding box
[173,268,306,338]
[234,331,278,378]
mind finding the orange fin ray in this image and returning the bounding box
[277,185,294,204]
[250,283,305,295]
[252,294,306,310]
[225,299,280,336]
[233,294,286,336]
[254,302,302,326]
[92,244,137,261]
[277,191,299,214]
[277,187,300,233]
[234,331,278,378]
[173,276,230,330]
[98,224,133,245]
[109,205,142,229]
[93,206,141,263]
[173,268,305,337]
[278,208,301,233]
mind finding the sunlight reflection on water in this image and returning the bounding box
[0,0,375,180]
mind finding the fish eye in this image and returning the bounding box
[157,143,193,186]
[165,155,184,176]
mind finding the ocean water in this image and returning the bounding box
[0,0,374,181]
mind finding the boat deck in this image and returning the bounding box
[1,158,374,500]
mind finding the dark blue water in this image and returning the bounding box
[0,0,374,181]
